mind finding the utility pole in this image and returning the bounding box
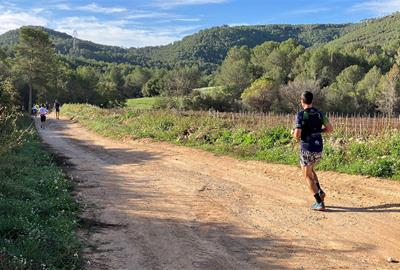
[72,30,79,56]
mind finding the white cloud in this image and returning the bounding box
[56,3,127,14]
[152,0,228,9]
[125,11,201,23]
[352,0,400,15]
[287,7,330,15]
[54,16,200,47]
[0,11,48,34]
[126,11,176,19]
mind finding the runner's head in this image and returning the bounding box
[301,91,313,108]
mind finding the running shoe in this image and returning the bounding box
[311,202,325,211]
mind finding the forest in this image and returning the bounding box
[2,13,400,122]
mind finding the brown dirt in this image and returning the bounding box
[35,115,400,270]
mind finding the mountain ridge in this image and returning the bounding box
[2,13,399,69]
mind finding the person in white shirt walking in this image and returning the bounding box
[39,104,48,129]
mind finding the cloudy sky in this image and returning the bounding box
[0,0,399,48]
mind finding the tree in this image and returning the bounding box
[125,67,152,98]
[378,64,400,115]
[214,46,252,97]
[280,78,323,112]
[0,78,25,154]
[162,66,203,96]
[14,27,57,110]
[263,39,305,84]
[76,66,100,103]
[326,65,365,113]
[0,48,11,78]
[241,77,278,112]
[356,66,382,113]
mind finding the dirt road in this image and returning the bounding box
[36,115,400,270]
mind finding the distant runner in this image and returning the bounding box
[39,104,48,129]
[32,104,38,117]
[54,100,61,120]
[292,91,333,211]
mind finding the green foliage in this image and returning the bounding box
[189,86,241,111]
[214,46,253,96]
[253,39,305,83]
[329,12,400,48]
[124,67,152,98]
[356,66,383,112]
[63,104,400,179]
[377,64,400,115]
[241,78,278,112]
[0,24,349,71]
[0,78,26,154]
[14,27,58,110]
[326,65,365,113]
[4,16,400,114]
[161,66,204,96]
[0,121,81,269]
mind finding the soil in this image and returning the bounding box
[36,115,400,270]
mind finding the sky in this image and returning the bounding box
[0,0,400,48]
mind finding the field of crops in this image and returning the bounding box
[206,111,400,137]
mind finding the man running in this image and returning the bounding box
[292,91,333,211]
[39,104,48,129]
[54,100,61,120]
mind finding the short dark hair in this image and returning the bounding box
[301,91,313,105]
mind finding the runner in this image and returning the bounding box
[39,104,48,129]
[54,100,61,120]
[292,91,333,211]
[32,104,38,117]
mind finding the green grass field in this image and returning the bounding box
[126,97,159,110]
[0,118,81,270]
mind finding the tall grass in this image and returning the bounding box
[0,118,81,270]
[64,104,400,179]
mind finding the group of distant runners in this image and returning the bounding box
[31,100,61,129]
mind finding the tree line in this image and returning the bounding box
[3,26,400,116]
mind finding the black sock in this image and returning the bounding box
[316,182,323,193]
[314,193,322,204]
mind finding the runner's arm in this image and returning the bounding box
[292,112,302,140]
[321,114,333,133]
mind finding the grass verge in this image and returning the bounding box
[0,118,81,270]
[63,104,400,180]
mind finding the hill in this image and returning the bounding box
[328,12,400,48]
[0,24,349,70]
[3,12,400,70]
[131,24,350,69]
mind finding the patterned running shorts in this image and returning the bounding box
[300,150,322,167]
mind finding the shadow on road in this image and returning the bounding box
[326,204,400,213]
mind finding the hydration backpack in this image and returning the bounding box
[300,109,323,137]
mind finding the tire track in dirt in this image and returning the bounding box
[36,115,400,269]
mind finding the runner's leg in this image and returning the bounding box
[302,165,318,194]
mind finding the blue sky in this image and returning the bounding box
[0,0,399,48]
